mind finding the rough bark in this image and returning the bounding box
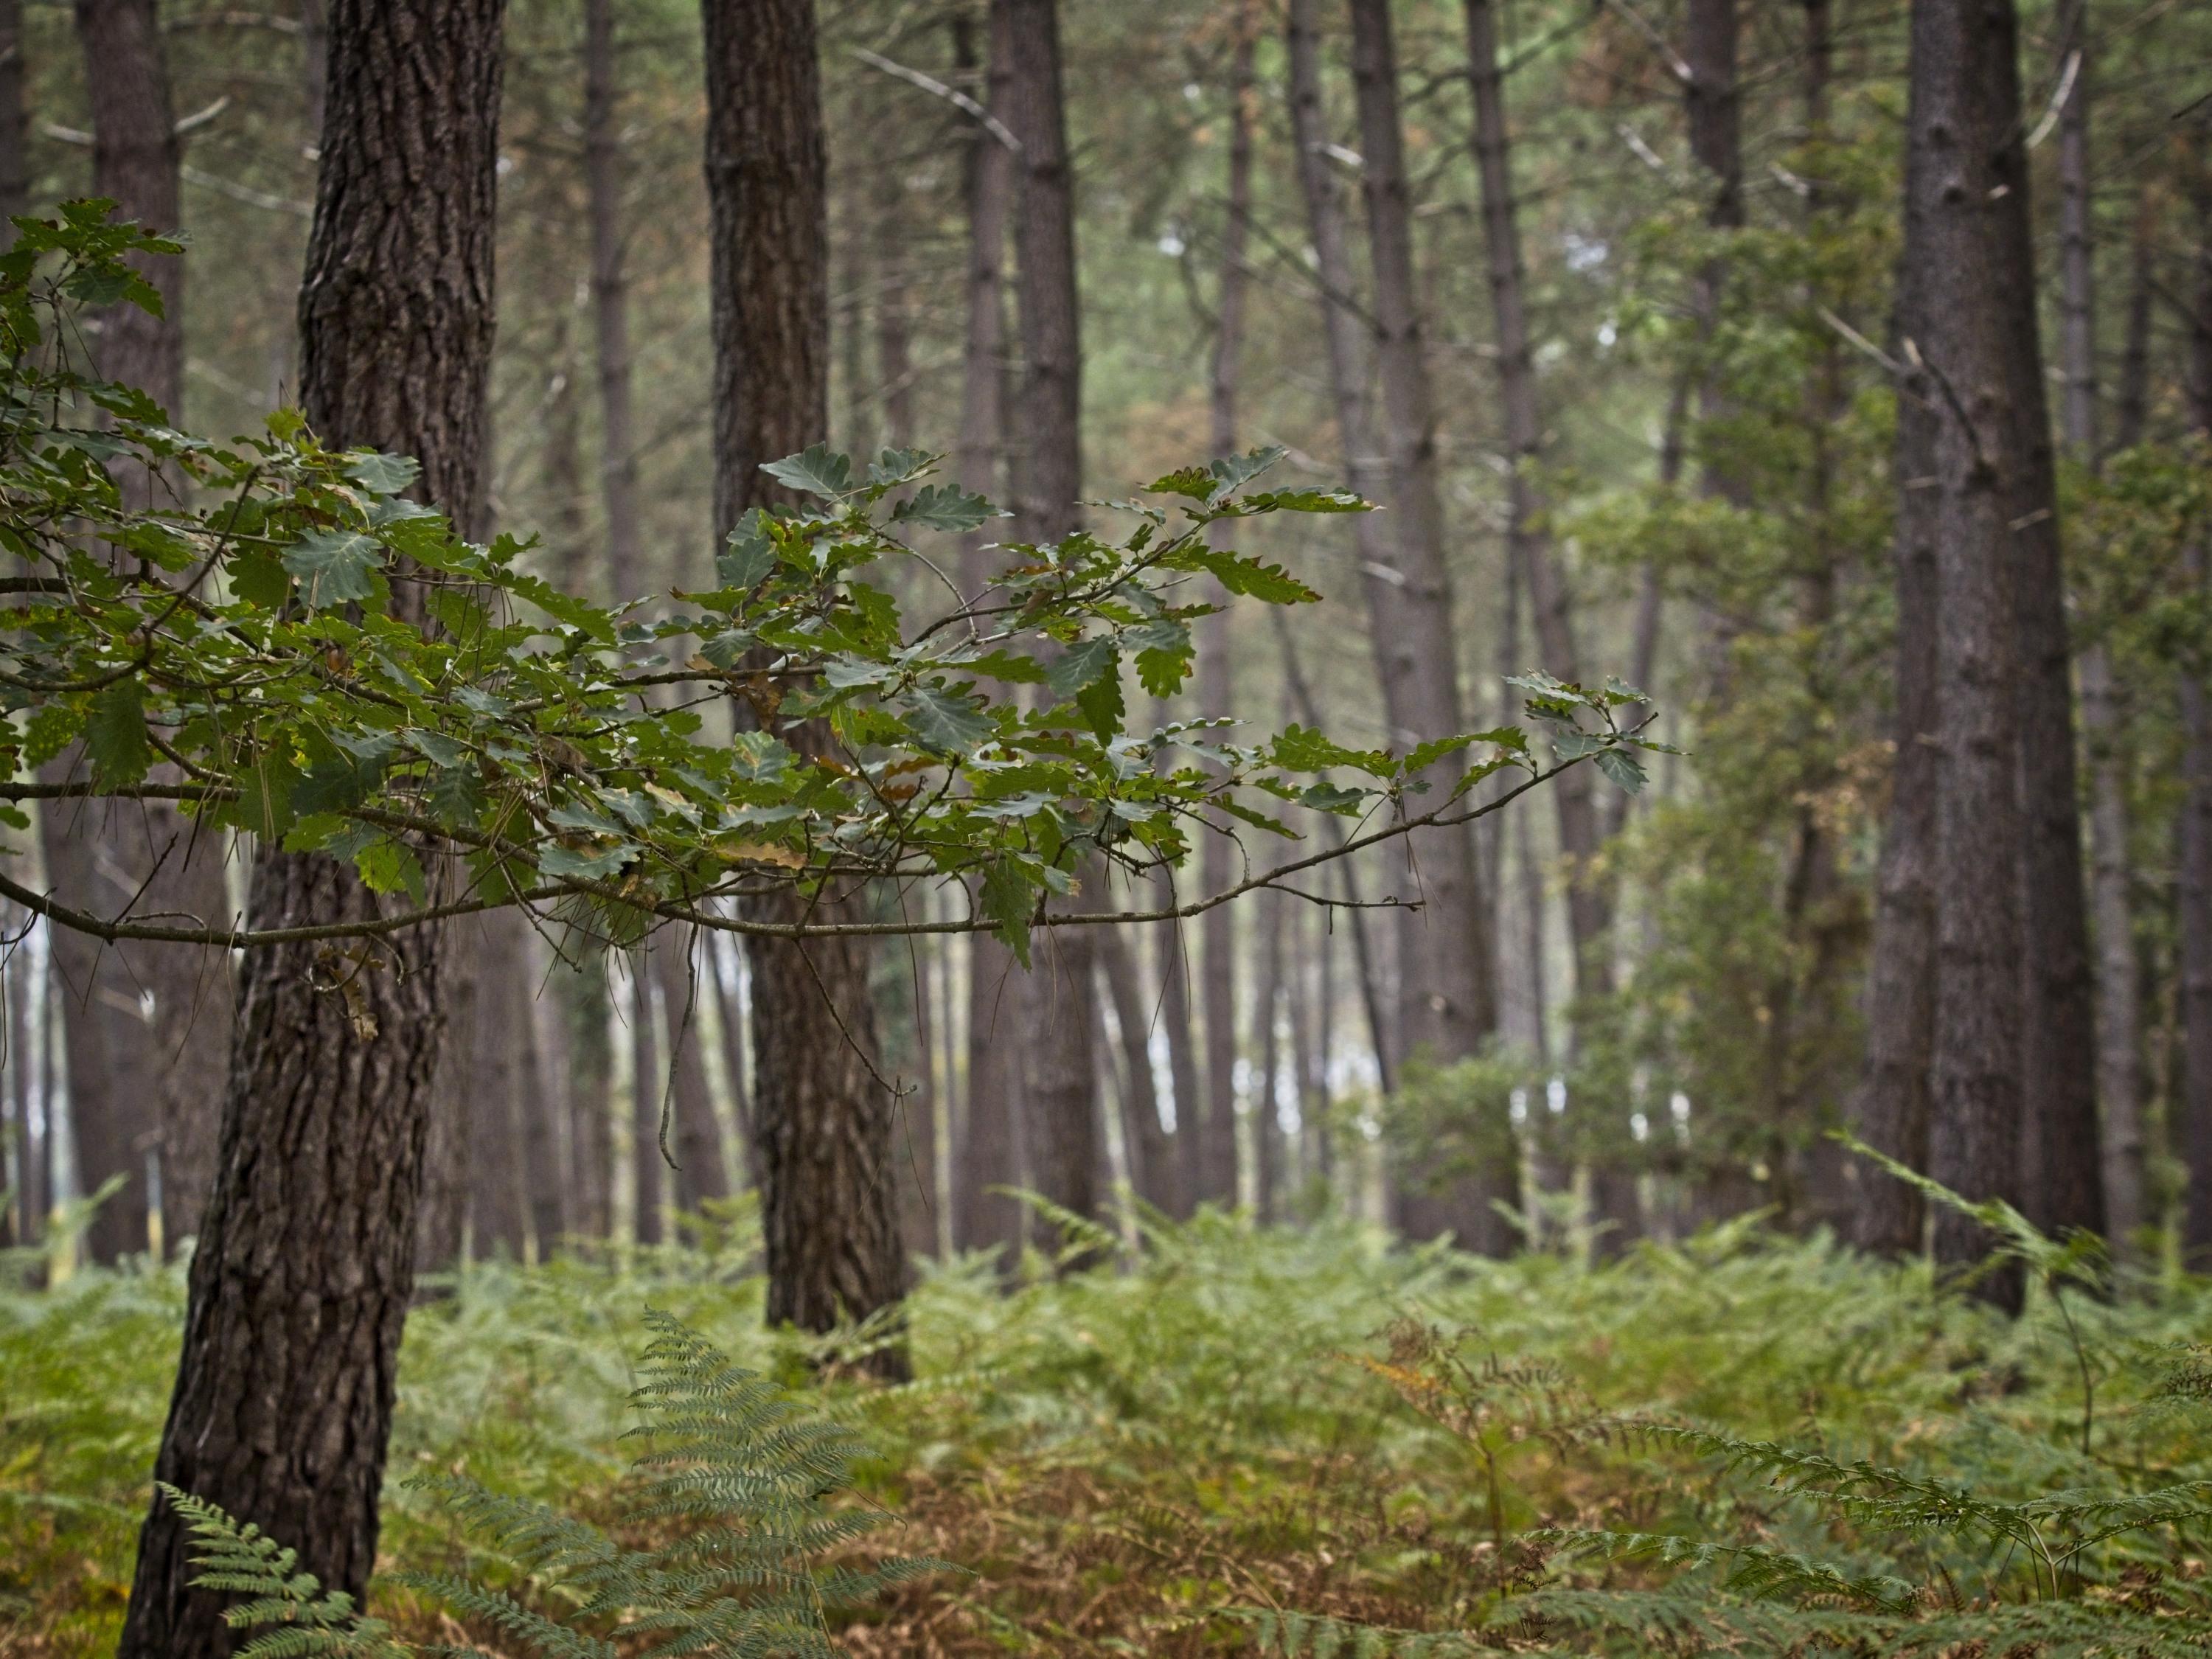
[1985,0,2102,1242]
[119,6,504,1640]
[1908,0,2029,1309]
[2057,0,2145,1248]
[1195,1,1256,1210]
[702,0,905,1366]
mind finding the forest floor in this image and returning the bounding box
[4,1206,2209,1657]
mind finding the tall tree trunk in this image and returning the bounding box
[1463,0,1624,1245]
[518,927,572,1254]
[2180,176,2212,1265]
[1986,0,2102,1244]
[57,0,235,1264]
[1099,924,1176,1213]
[2057,0,2144,1248]
[629,948,664,1244]
[652,930,731,1215]
[464,922,529,1263]
[1253,890,1284,1222]
[1909,0,2030,1309]
[1683,0,1747,518]
[891,932,938,1260]
[701,0,905,1367]
[957,930,1026,1256]
[585,0,644,606]
[1195,1,1256,1210]
[1155,882,1201,1217]
[1853,94,1943,1264]
[1000,0,1102,1253]
[559,945,613,1240]
[1331,0,1507,1251]
[119,4,503,1646]
[0,0,24,230]
[949,1,1028,1262]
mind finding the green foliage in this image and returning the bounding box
[167,1310,944,1658]
[158,1486,406,1658]
[15,1192,2212,1655]
[0,206,1657,964]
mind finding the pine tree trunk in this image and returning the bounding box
[464,922,529,1264]
[1985,0,2102,1242]
[702,0,905,1366]
[1330,0,1508,1251]
[585,0,644,606]
[1852,97,1942,1263]
[2181,183,2212,1265]
[652,930,731,1215]
[0,0,24,229]
[1155,877,1202,1217]
[119,5,504,1645]
[1195,2,1256,1210]
[947,2,1027,1263]
[1099,924,1176,1213]
[57,0,236,1265]
[1909,0,2030,1310]
[2056,1,2144,1248]
[1253,891,1284,1222]
[558,945,613,1240]
[957,930,1027,1257]
[1001,0,1102,1251]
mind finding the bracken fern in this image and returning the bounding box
[170,1309,945,1657]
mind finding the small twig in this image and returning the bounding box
[850,47,1021,154]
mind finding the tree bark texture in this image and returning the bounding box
[1983,0,2102,1242]
[1908,0,2028,1308]
[119,4,504,1648]
[702,0,905,1366]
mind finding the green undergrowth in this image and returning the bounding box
[4,1200,2210,1655]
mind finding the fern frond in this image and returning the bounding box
[159,1484,408,1658]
